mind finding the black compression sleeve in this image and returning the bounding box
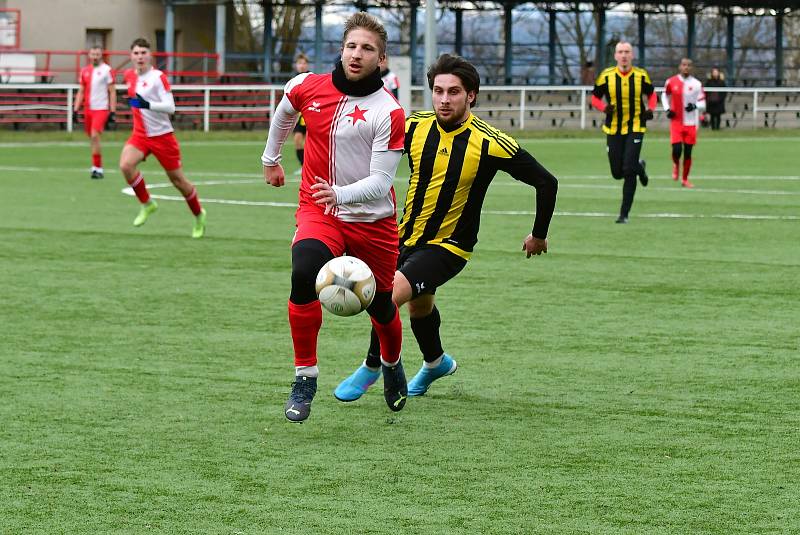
[495,148,558,239]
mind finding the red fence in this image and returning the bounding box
[0,49,220,84]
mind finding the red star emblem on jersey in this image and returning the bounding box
[346,105,368,124]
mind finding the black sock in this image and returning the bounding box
[296,149,304,165]
[364,327,381,368]
[620,175,637,217]
[410,307,444,363]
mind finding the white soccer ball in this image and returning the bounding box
[315,256,376,317]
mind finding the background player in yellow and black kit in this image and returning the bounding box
[591,41,657,223]
[335,54,558,401]
[291,53,310,175]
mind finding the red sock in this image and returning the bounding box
[288,300,323,368]
[682,158,692,181]
[371,306,402,364]
[92,153,102,168]
[184,187,202,216]
[129,173,150,204]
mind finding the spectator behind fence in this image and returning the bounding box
[705,67,726,130]
[580,61,595,86]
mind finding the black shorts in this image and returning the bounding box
[397,244,467,298]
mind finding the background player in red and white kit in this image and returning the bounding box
[73,45,116,179]
[119,38,206,238]
[261,12,407,422]
[662,58,706,188]
[379,55,399,98]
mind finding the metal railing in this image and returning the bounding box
[1,83,799,131]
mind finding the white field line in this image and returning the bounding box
[4,136,800,149]
[0,163,795,219]
[3,165,800,186]
[120,180,800,221]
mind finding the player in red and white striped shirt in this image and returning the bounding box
[262,12,407,422]
[119,38,206,238]
[73,45,116,179]
[662,58,706,188]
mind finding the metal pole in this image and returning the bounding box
[637,11,646,66]
[548,10,556,85]
[315,2,323,72]
[726,12,735,84]
[504,2,513,84]
[409,1,418,85]
[776,11,784,86]
[580,89,586,130]
[454,9,463,57]
[67,87,73,133]
[596,3,606,68]
[269,88,276,122]
[686,6,695,59]
[216,1,226,75]
[165,1,175,79]
[263,1,273,82]
[424,0,436,109]
[204,88,210,132]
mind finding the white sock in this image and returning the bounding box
[423,354,444,369]
[363,359,379,372]
[380,356,401,368]
[295,365,319,378]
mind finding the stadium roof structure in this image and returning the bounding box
[161,0,798,85]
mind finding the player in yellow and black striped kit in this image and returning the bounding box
[334,54,558,401]
[591,41,657,223]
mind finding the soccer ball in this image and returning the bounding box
[315,256,376,316]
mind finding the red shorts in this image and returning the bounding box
[84,110,109,136]
[126,131,182,171]
[670,123,697,145]
[293,202,399,292]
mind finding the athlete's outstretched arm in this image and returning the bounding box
[310,149,402,211]
[499,148,558,239]
[261,96,299,186]
[661,86,671,112]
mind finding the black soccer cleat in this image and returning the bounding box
[382,359,408,412]
[284,375,317,423]
[638,159,649,187]
[615,215,629,224]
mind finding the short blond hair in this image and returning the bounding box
[342,12,387,56]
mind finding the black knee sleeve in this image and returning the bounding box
[672,143,683,160]
[290,239,334,304]
[411,306,444,362]
[683,144,693,160]
[366,291,396,324]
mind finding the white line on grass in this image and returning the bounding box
[123,181,800,221]
[4,165,800,184]
[4,136,800,150]
[483,210,800,221]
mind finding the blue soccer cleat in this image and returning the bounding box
[334,364,380,402]
[407,354,458,396]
